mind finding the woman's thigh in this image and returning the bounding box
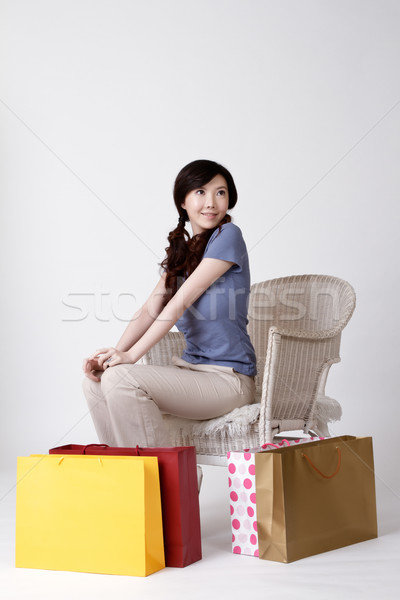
[102,361,255,420]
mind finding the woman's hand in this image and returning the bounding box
[82,356,103,382]
[90,347,135,371]
[82,348,133,381]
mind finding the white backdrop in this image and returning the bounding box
[1,0,399,504]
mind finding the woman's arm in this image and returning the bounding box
[114,274,167,351]
[83,274,167,380]
[95,257,234,369]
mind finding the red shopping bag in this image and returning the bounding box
[49,444,201,567]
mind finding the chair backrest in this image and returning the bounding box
[247,274,356,401]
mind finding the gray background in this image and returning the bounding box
[1,0,399,504]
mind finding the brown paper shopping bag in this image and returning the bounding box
[255,436,378,563]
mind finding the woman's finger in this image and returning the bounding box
[85,370,101,382]
[90,348,111,359]
[103,357,114,369]
[83,358,95,373]
[98,351,113,368]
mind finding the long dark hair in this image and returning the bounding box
[160,159,238,305]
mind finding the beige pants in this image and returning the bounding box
[82,356,256,447]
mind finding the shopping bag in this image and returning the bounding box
[227,437,324,556]
[49,444,201,567]
[255,436,378,563]
[15,454,165,576]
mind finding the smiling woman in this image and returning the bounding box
[82,160,257,448]
[181,174,229,235]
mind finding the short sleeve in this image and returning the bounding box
[203,223,247,272]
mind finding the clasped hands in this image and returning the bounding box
[82,347,134,382]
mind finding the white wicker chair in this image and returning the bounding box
[140,274,356,466]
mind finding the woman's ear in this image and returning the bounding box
[181,202,186,209]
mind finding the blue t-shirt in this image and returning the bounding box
[176,223,257,376]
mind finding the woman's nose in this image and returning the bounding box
[205,194,215,207]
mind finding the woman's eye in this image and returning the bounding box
[195,189,204,195]
[217,190,226,196]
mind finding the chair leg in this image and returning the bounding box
[197,465,203,493]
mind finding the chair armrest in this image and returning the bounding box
[271,324,344,340]
[258,328,341,444]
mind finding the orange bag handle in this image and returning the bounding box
[302,447,341,479]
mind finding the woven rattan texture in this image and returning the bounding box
[141,275,355,458]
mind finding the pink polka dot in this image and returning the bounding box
[247,506,254,517]
[250,534,257,545]
[244,547,252,555]
[253,521,258,531]
[232,534,235,542]
[236,505,245,516]
[228,463,236,474]
[234,477,241,489]
[240,492,248,502]
[243,448,249,452]
[233,546,241,554]
[243,478,252,490]
[230,505,234,515]
[232,519,240,530]
[227,452,231,459]
[244,453,251,461]
[228,477,232,487]
[238,533,247,543]
[238,464,246,475]
[248,464,256,475]
[244,519,251,530]
[230,491,238,502]
[254,549,259,557]
[250,492,256,504]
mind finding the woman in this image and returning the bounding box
[82,159,257,447]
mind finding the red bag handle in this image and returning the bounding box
[302,447,341,479]
[260,439,295,449]
[82,444,109,454]
[82,444,142,455]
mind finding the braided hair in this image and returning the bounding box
[160,160,238,305]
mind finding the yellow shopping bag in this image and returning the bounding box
[15,454,165,576]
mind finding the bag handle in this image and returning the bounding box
[261,440,290,449]
[57,456,103,466]
[82,443,109,454]
[302,447,341,479]
[81,444,143,455]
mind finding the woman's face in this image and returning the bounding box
[181,174,229,235]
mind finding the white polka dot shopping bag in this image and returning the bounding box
[227,437,324,557]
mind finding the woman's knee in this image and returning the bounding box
[100,365,140,399]
[82,375,101,404]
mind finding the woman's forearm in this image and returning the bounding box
[126,304,183,363]
[115,307,157,352]
[92,258,233,371]
[115,274,167,352]
[127,257,233,363]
